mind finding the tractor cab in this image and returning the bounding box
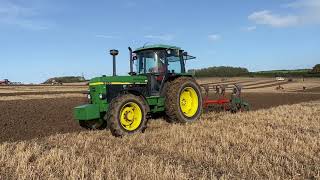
[132,44,195,75]
[131,44,195,95]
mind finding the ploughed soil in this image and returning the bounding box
[1,92,320,143]
[0,91,85,96]
[241,92,320,110]
[0,98,86,143]
[297,86,320,93]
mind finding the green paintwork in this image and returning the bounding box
[230,96,250,111]
[74,104,100,120]
[74,75,150,121]
[90,75,148,84]
[134,44,181,53]
[146,96,165,112]
[146,96,158,105]
[146,96,165,106]
[88,84,108,112]
[83,75,148,119]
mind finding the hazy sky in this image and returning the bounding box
[1,0,319,83]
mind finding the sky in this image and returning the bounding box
[0,0,319,83]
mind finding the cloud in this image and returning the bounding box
[0,1,50,30]
[286,0,320,9]
[95,35,119,39]
[144,34,174,41]
[248,0,320,28]
[287,0,320,24]
[248,10,298,27]
[245,26,257,31]
[208,34,221,41]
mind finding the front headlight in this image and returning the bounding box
[99,93,106,100]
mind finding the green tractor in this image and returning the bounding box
[74,44,203,136]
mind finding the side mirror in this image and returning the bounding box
[167,49,180,56]
[132,53,137,60]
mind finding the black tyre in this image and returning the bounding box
[161,80,175,123]
[105,94,148,137]
[79,119,107,130]
[165,77,203,123]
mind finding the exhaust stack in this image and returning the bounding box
[128,47,133,75]
[109,49,119,76]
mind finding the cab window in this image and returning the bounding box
[135,50,166,74]
[167,51,182,73]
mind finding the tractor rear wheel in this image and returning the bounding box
[165,77,202,123]
[79,119,107,130]
[106,94,148,137]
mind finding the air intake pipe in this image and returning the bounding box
[109,49,119,76]
[128,47,134,75]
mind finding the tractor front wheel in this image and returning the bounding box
[106,94,148,137]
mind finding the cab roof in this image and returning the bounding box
[133,44,181,53]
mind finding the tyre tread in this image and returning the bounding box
[105,94,148,137]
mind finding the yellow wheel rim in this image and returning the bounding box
[119,102,142,131]
[180,87,199,117]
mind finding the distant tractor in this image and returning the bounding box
[0,79,10,85]
[276,77,285,81]
[74,44,203,136]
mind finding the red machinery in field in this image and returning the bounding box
[0,79,9,85]
[201,83,250,112]
[202,84,229,109]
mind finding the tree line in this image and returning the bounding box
[189,64,320,78]
[43,76,86,84]
[188,66,250,77]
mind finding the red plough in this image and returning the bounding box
[202,84,230,110]
[201,84,250,112]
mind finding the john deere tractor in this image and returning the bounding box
[74,44,202,136]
